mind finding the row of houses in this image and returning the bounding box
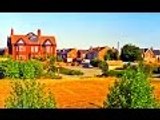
[57,47,160,63]
[57,46,118,63]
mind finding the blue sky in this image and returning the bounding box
[0,13,160,49]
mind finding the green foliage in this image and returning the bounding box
[90,58,102,67]
[120,44,142,62]
[107,70,124,78]
[5,80,56,108]
[104,66,157,108]
[5,60,20,79]
[104,49,119,60]
[30,60,43,79]
[98,61,109,76]
[56,55,63,62]
[59,67,84,75]
[47,56,57,73]
[0,59,43,79]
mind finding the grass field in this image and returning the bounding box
[0,77,160,108]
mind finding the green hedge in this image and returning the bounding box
[59,67,84,75]
[108,70,124,77]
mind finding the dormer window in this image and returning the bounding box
[17,39,25,45]
[44,40,51,45]
[27,32,38,42]
[30,35,37,41]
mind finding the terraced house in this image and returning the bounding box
[85,46,111,61]
[7,29,57,60]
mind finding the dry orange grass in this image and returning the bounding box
[0,77,160,108]
[107,60,123,66]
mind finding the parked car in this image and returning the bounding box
[82,63,93,68]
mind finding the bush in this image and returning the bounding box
[90,58,102,67]
[98,61,109,76]
[107,70,124,78]
[0,59,43,79]
[59,67,84,75]
[30,60,43,79]
[5,80,56,108]
[5,60,20,79]
[104,66,157,108]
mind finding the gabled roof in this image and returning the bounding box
[57,48,76,55]
[9,32,56,46]
[140,48,149,53]
[78,49,88,54]
[153,50,160,55]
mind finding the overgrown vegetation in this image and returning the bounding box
[104,66,158,108]
[5,80,56,108]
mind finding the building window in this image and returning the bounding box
[46,46,50,53]
[45,40,51,45]
[16,46,26,52]
[31,46,38,53]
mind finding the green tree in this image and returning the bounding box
[98,61,109,76]
[90,58,102,67]
[104,66,157,108]
[120,44,142,62]
[5,80,56,108]
[104,49,119,60]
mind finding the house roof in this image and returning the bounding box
[140,48,149,53]
[78,49,88,54]
[153,50,160,55]
[57,48,76,55]
[9,31,56,46]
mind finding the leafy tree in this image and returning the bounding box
[5,80,56,108]
[104,49,119,60]
[120,44,142,62]
[98,61,109,76]
[90,58,102,67]
[104,66,158,108]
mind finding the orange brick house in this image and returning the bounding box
[86,46,111,61]
[57,48,77,62]
[7,29,57,60]
[77,49,88,59]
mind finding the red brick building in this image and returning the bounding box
[7,29,57,60]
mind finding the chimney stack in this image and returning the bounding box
[37,29,41,36]
[11,28,14,35]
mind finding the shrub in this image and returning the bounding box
[90,58,102,67]
[104,66,157,108]
[30,60,43,79]
[98,61,109,76]
[107,70,124,78]
[56,56,63,62]
[5,80,56,108]
[47,56,57,73]
[20,61,35,79]
[59,67,84,75]
[5,60,20,79]
[0,59,43,79]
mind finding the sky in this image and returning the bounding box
[0,13,160,49]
